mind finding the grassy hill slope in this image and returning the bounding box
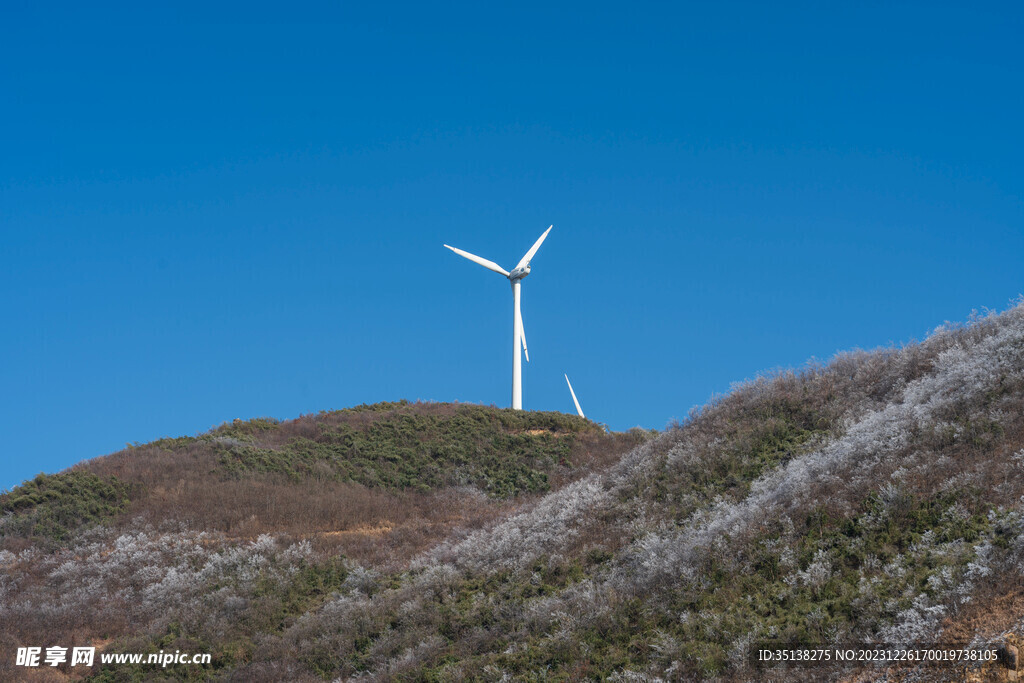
[4,304,1024,681]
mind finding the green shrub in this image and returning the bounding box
[0,470,131,542]
[214,403,594,497]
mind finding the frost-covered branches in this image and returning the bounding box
[0,523,315,647]
[415,474,613,572]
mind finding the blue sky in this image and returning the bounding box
[2,1,1022,490]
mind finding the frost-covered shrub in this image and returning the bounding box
[875,594,947,644]
[416,474,612,572]
[340,563,381,596]
[0,518,323,655]
[787,549,833,593]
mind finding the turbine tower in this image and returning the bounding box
[444,226,552,410]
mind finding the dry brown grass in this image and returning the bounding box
[941,576,1024,645]
[109,474,520,567]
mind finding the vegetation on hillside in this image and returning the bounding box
[0,401,644,680]
[212,402,593,495]
[4,305,1024,681]
[0,470,131,544]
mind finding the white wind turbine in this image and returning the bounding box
[444,226,552,410]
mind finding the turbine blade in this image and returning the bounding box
[444,244,510,277]
[518,305,529,362]
[514,225,552,271]
[565,374,585,418]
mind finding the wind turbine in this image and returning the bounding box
[565,374,585,418]
[444,226,552,410]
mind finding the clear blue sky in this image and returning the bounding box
[2,1,1022,490]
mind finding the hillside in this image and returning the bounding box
[0,402,645,680]
[4,304,1024,681]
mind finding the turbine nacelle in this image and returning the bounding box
[508,264,531,281]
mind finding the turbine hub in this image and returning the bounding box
[509,264,531,281]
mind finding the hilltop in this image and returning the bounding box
[4,304,1024,681]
